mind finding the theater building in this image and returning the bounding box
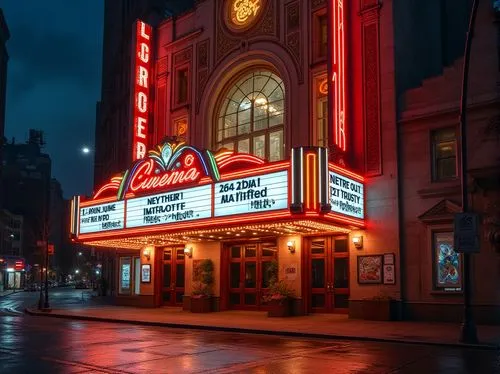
[80,1,499,322]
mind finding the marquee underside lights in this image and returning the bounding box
[70,142,365,241]
[132,20,153,161]
[85,219,352,250]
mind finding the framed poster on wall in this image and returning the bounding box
[357,255,383,284]
[141,264,151,283]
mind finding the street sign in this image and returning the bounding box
[454,213,480,253]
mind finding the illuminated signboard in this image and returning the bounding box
[328,0,346,151]
[126,185,212,228]
[132,20,152,161]
[214,171,288,217]
[79,201,125,234]
[329,171,364,219]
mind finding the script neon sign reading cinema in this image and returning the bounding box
[132,21,152,161]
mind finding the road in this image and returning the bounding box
[1,289,499,373]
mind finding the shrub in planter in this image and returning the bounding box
[263,279,296,317]
[190,259,214,313]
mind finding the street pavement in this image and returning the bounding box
[1,289,500,373]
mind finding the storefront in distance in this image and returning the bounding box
[70,141,365,314]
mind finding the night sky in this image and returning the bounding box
[3,1,103,198]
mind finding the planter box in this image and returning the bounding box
[267,298,293,317]
[361,299,400,321]
[190,296,212,313]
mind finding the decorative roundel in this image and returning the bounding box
[225,0,265,32]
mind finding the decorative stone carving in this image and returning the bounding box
[215,0,278,63]
[173,47,193,66]
[157,57,168,76]
[196,39,210,113]
[311,0,326,11]
[361,1,382,176]
[285,0,303,83]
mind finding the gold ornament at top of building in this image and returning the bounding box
[228,0,262,29]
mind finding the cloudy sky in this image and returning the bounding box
[3,1,103,198]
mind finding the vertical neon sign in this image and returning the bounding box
[132,21,152,161]
[329,0,346,152]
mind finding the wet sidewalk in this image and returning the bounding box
[25,305,500,349]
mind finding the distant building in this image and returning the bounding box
[0,8,10,212]
[2,130,51,266]
[0,8,9,146]
[94,0,195,189]
[0,209,23,256]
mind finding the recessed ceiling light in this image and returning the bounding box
[253,232,257,235]
[226,232,231,235]
[236,234,240,236]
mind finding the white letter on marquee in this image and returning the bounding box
[139,43,149,63]
[138,66,148,88]
[137,117,147,139]
[136,142,146,159]
[137,92,147,113]
[140,22,150,40]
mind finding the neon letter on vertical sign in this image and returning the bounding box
[132,21,152,161]
[330,0,346,151]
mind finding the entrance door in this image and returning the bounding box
[161,247,185,306]
[227,242,277,310]
[309,236,349,313]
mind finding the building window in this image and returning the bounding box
[176,68,189,106]
[433,231,462,292]
[432,128,457,181]
[216,70,285,161]
[314,75,328,146]
[318,14,328,59]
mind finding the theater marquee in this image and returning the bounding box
[70,142,365,240]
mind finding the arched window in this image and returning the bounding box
[216,70,285,161]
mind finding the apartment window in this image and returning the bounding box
[432,128,457,181]
[176,68,189,105]
[318,14,328,59]
[433,231,462,292]
[314,75,328,146]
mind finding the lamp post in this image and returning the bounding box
[458,0,479,344]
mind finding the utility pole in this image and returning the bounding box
[459,0,479,344]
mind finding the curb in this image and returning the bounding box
[24,308,500,351]
[0,291,15,298]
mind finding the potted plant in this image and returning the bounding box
[263,260,296,317]
[190,259,214,313]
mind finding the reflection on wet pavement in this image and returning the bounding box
[0,312,499,374]
[0,291,499,373]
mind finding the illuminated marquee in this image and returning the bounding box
[71,142,365,238]
[132,20,152,161]
[328,0,346,151]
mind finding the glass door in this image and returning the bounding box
[309,236,349,313]
[162,247,185,306]
[228,242,276,310]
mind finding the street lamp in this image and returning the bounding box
[78,252,83,256]
[75,269,80,274]
[81,146,91,154]
[458,0,479,344]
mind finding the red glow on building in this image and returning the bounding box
[132,20,152,161]
[329,0,346,152]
